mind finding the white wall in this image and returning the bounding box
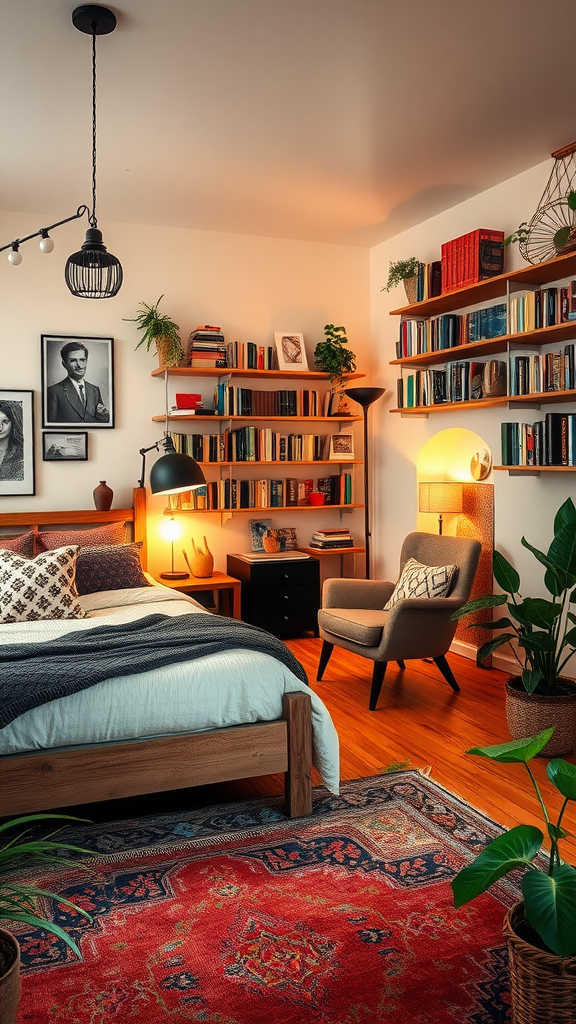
[0,210,370,577]
[370,158,576,671]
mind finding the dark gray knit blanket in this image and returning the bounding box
[0,613,308,728]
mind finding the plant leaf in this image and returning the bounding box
[467,730,555,762]
[547,758,576,799]
[548,521,576,582]
[451,594,507,620]
[568,192,576,212]
[521,536,567,592]
[476,634,518,659]
[511,597,561,629]
[470,617,514,631]
[492,550,520,594]
[553,226,571,251]
[523,864,576,957]
[451,826,542,907]
[4,912,83,957]
[521,669,543,694]
[554,497,576,533]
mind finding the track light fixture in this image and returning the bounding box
[0,206,90,268]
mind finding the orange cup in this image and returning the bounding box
[309,491,325,506]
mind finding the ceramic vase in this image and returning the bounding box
[190,536,214,578]
[93,481,113,511]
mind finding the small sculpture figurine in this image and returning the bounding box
[188,536,213,578]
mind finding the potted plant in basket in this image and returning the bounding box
[451,728,576,1024]
[0,814,93,1024]
[124,295,185,367]
[314,324,356,388]
[381,256,421,304]
[452,496,576,756]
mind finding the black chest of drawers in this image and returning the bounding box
[227,555,320,636]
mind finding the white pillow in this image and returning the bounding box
[0,546,85,623]
[383,557,457,611]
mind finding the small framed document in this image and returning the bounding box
[329,432,354,460]
[274,332,308,372]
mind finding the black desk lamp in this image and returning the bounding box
[138,435,206,495]
[343,387,385,578]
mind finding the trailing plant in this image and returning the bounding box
[452,497,576,695]
[314,324,356,386]
[451,728,576,958]
[0,813,94,957]
[381,256,421,292]
[503,222,529,247]
[124,295,184,366]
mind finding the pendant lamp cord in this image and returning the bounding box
[90,26,98,228]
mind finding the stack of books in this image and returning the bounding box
[226,341,277,370]
[187,325,227,367]
[308,528,354,550]
[441,228,505,293]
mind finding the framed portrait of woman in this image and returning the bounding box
[0,390,35,496]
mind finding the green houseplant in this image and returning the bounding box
[381,256,421,303]
[124,295,184,367]
[451,729,576,1021]
[314,324,356,387]
[453,496,576,755]
[0,814,93,1024]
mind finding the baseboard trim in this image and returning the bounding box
[449,639,477,661]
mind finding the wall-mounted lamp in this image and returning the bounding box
[419,481,463,535]
[159,514,187,580]
[0,206,90,267]
[138,435,206,496]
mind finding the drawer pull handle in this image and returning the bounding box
[283,594,289,600]
[283,615,289,620]
[284,573,289,579]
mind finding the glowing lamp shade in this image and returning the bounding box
[159,514,187,580]
[419,482,463,535]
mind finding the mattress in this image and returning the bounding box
[0,583,340,794]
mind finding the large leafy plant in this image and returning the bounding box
[453,497,576,695]
[314,324,356,387]
[451,729,576,958]
[0,814,93,957]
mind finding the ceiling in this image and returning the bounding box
[2,0,575,247]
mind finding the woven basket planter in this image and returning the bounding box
[503,902,576,1024]
[0,930,20,1024]
[505,677,576,756]
[403,275,418,305]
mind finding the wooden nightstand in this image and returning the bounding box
[154,570,241,619]
[227,554,320,636]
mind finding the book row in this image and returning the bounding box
[396,304,507,358]
[169,428,333,463]
[509,283,576,333]
[212,383,342,417]
[441,229,504,293]
[509,345,575,396]
[501,413,576,467]
[178,473,354,510]
[397,359,507,408]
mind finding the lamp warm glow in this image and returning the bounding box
[159,514,187,580]
[419,481,463,534]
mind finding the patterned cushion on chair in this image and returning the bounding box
[0,546,85,623]
[383,557,457,611]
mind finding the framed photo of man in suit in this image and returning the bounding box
[41,335,114,429]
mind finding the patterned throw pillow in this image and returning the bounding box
[383,557,457,611]
[0,546,85,623]
[75,543,150,595]
[36,520,126,553]
[0,531,35,558]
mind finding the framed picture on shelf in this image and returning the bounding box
[274,332,308,372]
[249,518,273,552]
[0,389,35,496]
[42,431,88,462]
[277,526,299,550]
[329,432,355,460]
[41,334,114,429]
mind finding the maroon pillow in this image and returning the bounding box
[36,521,126,553]
[0,531,35,558]
[75,543,150,595]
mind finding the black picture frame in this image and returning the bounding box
[0,389,35,496]
[42,431,88,462]
[41,334,115,429]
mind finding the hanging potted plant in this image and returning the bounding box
[381,256,421,304]
[453,496,576,756]
[451,728,576,1024]
[124,295,185,367]
[0,813,93,1024]
[314,324,356,388]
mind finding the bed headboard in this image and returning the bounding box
[0,487,148,569]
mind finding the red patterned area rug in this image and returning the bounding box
[14,771,517,1023]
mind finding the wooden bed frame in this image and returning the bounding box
[0,490,314,819]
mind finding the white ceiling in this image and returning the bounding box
[2,0,576,247]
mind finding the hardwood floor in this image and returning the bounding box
[239,636,574,862]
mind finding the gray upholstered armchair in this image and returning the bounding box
[317,532,481,711]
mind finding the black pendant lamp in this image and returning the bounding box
[66,5,123,299]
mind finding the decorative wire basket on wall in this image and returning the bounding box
[520,141,576,264]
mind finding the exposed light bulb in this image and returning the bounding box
[160,517,182,542]
[39,234,54,253]
[7,246,22,266]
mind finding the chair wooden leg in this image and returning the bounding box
[369,661,387,711]
[316,640,334,681]
[433,655,460,693]
[396,660,406,670]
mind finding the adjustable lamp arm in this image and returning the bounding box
[138,442,161,489]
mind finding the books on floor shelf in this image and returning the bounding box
[308,527,354,549]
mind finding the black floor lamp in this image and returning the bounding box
[343,387,385,578]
